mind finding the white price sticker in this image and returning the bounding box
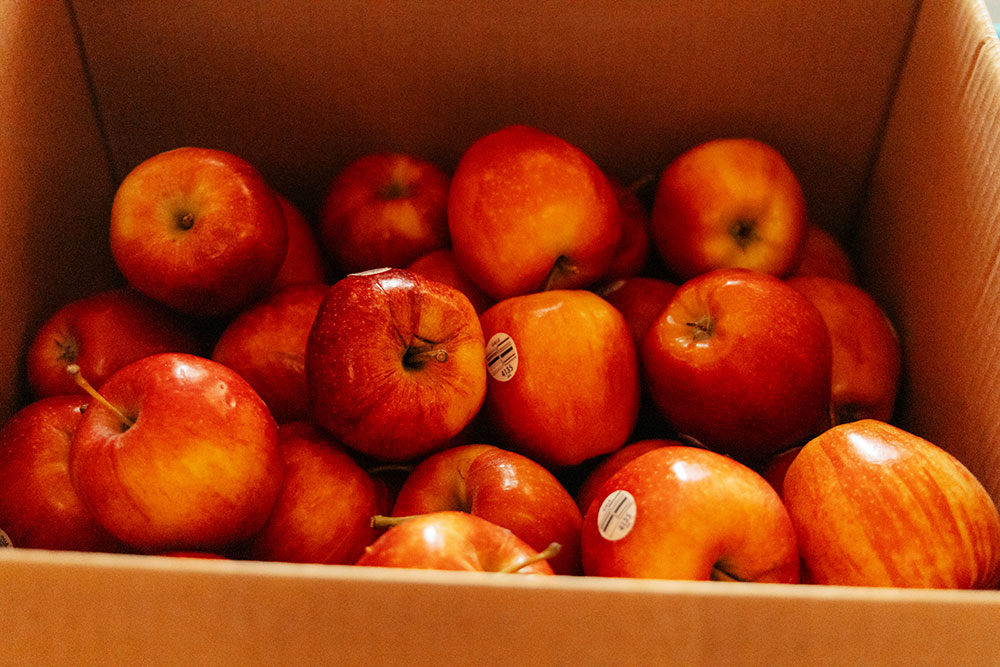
[596,490,637,541]
[485,332,519,382]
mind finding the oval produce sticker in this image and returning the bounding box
[596,490,637,541]
[485,332,519,382]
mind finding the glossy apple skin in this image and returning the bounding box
[319,153,450,274]
[69,353,283,553]
[212,282,328,424]
[307,268,486,462]
[269,193,328,292]
[575,439,680,517]
[26,288,201,399]
[356,510,554,575]
[650,138,807,281]
[603,179,651,280]
[581,446,799,582]
[110,147,288,316]
[479,289,640,468]
[391,444,583,574]
[0,396,122,552]
[407,249,494,315]
[595,276,678,348]
[641,268,832,461]
[448,125,622,299]
[783,420,1000,588]
[247,421,386,565]
[786,276,901,424]
[786,223,856,284]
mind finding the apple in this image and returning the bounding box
[269,193,328,292]
[650,138,807,281]
[575,439,679,516]
[786,275,901,424]
[407,248,493,315]
[782,420,1000,588]
[448,124,622,299]
[356,510,557,575]
[759,446,801,497]
[603,178,652,280]
[786,223,856,283]
[595,276,678,348]
[247,421,387,565]
[580,445,799,582]
[0,395,121,552]
[69,352,283,553]
[318,152,450,274]
[390,444,583,574]
[110,146,288,316]
[212,281,328,424]
[641,268,832,461]
[307,268,486,462]
[26,288,201,399]
[479,289,640,468]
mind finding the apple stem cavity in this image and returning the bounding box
[541,255,579,292]
[379,180,414,200]
[177,211,196,231]
[686,315,716,342]
[729,219,760,250]
[403,344,449,370]
[65,363,135,429]
[710,563,744,582]
[497,542,562,574]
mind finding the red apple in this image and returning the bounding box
[786,223,856,284]
[575,439,679,516]
[247,421,386,565]
[390,444,583,574]
[356,510,556,575]
[782,420,1000,588]
[212,281,328,424]
[759,446,801,497]
[603,178,651,280]
[641,268,832,461]
[479,289,640,468]
[307,268,486,462]
[318,152,450,274]
[595,276,678,348]
[786,275,901,424]
[407,248,493,315]
[580,445,799,582]
[110,146,288,316]
[69,353,283,553]
[26,288,201,399]
[0,395,121,552]
[269,193,328,292]
[650,138,807,281]
[448,125,622,299]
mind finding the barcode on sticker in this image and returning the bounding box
[597,490,636,541]
[0,529,12,548]
[485,332,518,382]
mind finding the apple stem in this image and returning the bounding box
[541,255,578,292]
[497,542,562,574]
[627,173,655,195]
[686,315,715,342]
[404,345,449,369]
[371,514,417,529]
[65,364,135,428]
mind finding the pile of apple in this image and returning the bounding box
[2,125,999,589]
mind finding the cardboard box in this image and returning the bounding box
[3,0,1000,663]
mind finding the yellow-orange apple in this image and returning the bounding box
[269,193,328,292]
[580,445,799,582]
[448,125,622,299]
[212,281,328,424]
[479,289,639,468]
[247,421,386,565]
[307,268,486,462]
[786,275,901,424]
[650,138,807,281]
[26,288,201,399]
[110,147,288,316]
[641,268,832,461]
[69,353,283,553]
[407,248,493,315]
[318,152,450,274]
[390,444,583,574]
[575,439,679,516]
[356,510,556,575]
[782,420,1000,588]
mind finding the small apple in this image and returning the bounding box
[650,138,807,281]
[448,125,622,299]
[782,420,1000,588]
[356,510,557,575]
[479,289,640,468]
[0,395,121,552]
[786,275,901,424]
[247,421,387,565]
[69,353,283,553]
[318,153,450,274]
[641,268,832,461]
[26,288,201,399]
[407,248,493,315]
[110,146,288,316]
[390,444,583,574]
[575,439,679,516]
[269,193,328,292]
[786,223,856,284]
[307,268,486,462]
[595,276,678,348]
[212,281,328,424]
[580,445,799,582]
